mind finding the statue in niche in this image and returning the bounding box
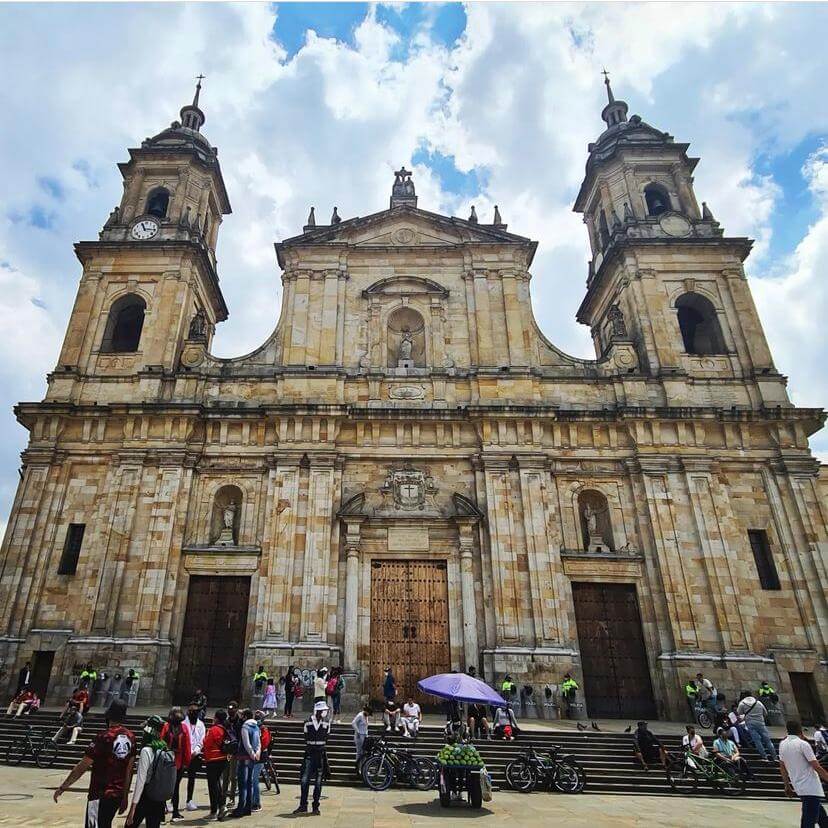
[607,303,628,338]
[215,500,238,546]
[398,330,413,362]
[188,308,207,340]
[582,501,610,552]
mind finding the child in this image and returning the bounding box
[263,678,277,717]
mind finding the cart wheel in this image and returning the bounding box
[467,772,483,809]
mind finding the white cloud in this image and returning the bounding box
[0,0,825,533]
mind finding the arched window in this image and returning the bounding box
[676,293,726,355]
[100,294,146,353]
[644,183,671,216]
[145,188,170,219]
[387,307,426,368]
[211,484,243,546]
[577,489,615,552]
[598,210,610,248]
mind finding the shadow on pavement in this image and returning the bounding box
[394,801,494,818]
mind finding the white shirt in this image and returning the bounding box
[682,734,707,755]
[351,711,369,735]
[403,702,421,719]
[780,735,825,797]
[814,729,828,751]
[184,718,205,755]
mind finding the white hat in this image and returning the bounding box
[313,701,329,712]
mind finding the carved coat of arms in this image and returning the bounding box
[380,466,437,511]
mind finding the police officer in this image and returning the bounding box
[253,666,268,694]
[561,673,579,717]
[757,680,778,705]
[293,701,331,816]
[684,677,699,717]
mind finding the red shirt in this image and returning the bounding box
[160,722,192,770]
[203,724,227,763]
[261,726,271,751]
[72,689,90,707]
[84,725,136,801]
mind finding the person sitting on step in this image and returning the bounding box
[383,697,402,733]
[6,686,39,717]
[632,721,667,771]
[53,702,83,745]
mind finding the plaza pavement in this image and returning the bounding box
[0,764,804,827]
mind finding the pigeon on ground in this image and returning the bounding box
[591,721,601,731]
[576,722,588,731]
[624,724,632,733]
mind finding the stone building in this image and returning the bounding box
[0,77,826,721]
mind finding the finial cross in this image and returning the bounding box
[601,68,610,83]
[196,74,205,85]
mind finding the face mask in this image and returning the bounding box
[188,712,197,723]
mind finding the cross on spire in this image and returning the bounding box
[193,74,205,108]
[599,68,628,127]
[602,68,615,104]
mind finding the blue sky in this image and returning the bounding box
[0,2,826,535]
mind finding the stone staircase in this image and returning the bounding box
[0,711,790,799]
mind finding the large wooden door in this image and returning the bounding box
[30,651,55,701]
[572,582,656,719]
[175,575,250,704]
[370,560,450,708]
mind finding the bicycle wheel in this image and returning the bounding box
[666,758,698,794]
[35,739,58,769]
[5,740,24,766]
[410,757,438,791]
[362,755,394,791]
[504,759,536,792]
[696,709,713,730]
[553,760,586,794]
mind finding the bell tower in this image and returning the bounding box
[573,74,787,406]
[48,78,231,400]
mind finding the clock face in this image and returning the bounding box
[131,219,159,240]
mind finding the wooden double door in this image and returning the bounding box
[572,582,656,719]
[370,560,450,708]
[175,575,251,704]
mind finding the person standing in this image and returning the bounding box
[230,708,260,818]
[15,661,31,695]
[125,716,172,828]
[684,677,699,718]
[327,668,344,723]
[314,668,328,705]
[284,667,297,718]
[560,673,579,717]
[351,705,371,771]
[202,708,230,820]
[779,718,828,828]
[160,707,191,822]
[222,702,242,808]
[252,711,270,812]
[737,692,777,761]
[53,699,136,828]
[253,666,268,695]
[184,704,205,812]
[263,678,277,717]
[190,688,208,721]
[383,668,397,704]
[293,702,331,816]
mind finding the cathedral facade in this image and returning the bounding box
[0,80,826,721]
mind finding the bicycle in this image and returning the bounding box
[4,724,58,768]
[665,748,746,796]
[361,737,438,791]
[260,755,281,795]
[504,744,586,793]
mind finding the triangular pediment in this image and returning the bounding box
[278,205,532,249]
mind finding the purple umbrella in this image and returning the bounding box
[417,673,506,706]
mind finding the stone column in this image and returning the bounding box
[455,518,479,670]
[341,517,365,670]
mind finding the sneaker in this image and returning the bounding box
[171,816,185,823]
[186,801,198,811]
[311,807,321,816]
[385,726,391,732]
[292,806,308,815]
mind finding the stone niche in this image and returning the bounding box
[211,484,243,546]
[387,306,426,368]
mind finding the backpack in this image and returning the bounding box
[221,728,239,756]
[325,677,338,696]
[144,748,177,802]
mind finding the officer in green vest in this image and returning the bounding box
[684,678,699,717]
[561,673,579,717]
[501,675,516,698]
[253,666,268,694]
[79,664,97,689]
[757,680,778,704]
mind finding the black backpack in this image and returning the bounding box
[144,748,177,802]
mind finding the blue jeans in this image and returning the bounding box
[299,752,324,810]
[800,796,828,828]
[745,721,776,760]
[251,762,263,809]
[236,759,255,814]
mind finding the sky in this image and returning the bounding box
[0,2,826,535]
